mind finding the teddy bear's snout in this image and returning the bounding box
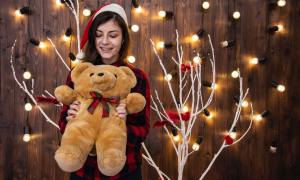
[98,73,104,77]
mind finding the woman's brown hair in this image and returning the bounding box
[83,11,130,65]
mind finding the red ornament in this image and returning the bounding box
[224,135,234,145]
[36,96,59,104]
[181,64,191,72]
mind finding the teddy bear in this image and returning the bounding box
[54,62,146,176]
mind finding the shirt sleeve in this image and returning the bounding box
[58,72,74,134]
[126,69,151,146]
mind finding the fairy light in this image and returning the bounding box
[242,100,249,107]
[277,24,284,31]
[15,7,31,17]
[220,40,235,48]
[255,110,270,122]
[23,71,32,80]
[277,0,286,7]
[193,56,201,64]
[158,10,166,17]
[268,24,284,33]
[182,106,189,113]
[135,6,143,13]
[228,127,237,139]
[202,1,210,10]
[232,11,240,19]
[127,56,136,63]
[23,126,31,142]
[231,70,239,78]
[157,41,165,49]
[164,74,172,81]
[130,24,140,32]
[83,8,92,17]
[270,140,278,153]
[192,29,204,42]
[24,102,33,111]
[271,81,286,92]
[171,129,180,142]
[63,27,72,42]
[38,42,46,49]
[192,136,203,151]
[56,0,63,6]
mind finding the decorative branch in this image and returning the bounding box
[47,37,71,71]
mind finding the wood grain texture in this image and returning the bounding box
[0,0,299,180]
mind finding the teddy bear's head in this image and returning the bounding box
[71,62,137,99]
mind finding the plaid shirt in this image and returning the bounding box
[58,61,150,180]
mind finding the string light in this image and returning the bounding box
[171,128,180,142]
[202,1,210,10]
[231,70,239,78]
[132,0,140,8]
[268,24,284,33]
[255,110,270,122]
[192,29,204,42]
[127,55,136,63]
[271,81,286,92]
[270,140,278,153]
[23,70,32,80]
[82,8,91,17]
[277,0,286,7]
[29,38,46,49]
[164,73,173,81]
[193,56,201,64]
[56,0,63,6]
[249,57,267,65]
[242,100,249,107]
[228,127,237,139]
[203,109,213,119]
[182,106,189,113]
[24,102,33,111]
[233,11,241,19]
[202,81,218,90]
[130,24,140,32]
[157,41,173,49]
[15,7,31,17]
[220,40,235,48]
[192,136,203,151]
[63,27,72,42]
[158,10,173,19]
[23,126,31,142]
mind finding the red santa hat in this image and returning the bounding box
[76,3,128,59]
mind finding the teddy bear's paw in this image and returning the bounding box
[55,145,86,172]
[98,149,126,176]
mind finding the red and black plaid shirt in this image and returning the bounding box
[58,61,150,180]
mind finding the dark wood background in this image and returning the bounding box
[1,0,300,179]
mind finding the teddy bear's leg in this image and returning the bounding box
[95,117,127,176]
[55,121,95,172]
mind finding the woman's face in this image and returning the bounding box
[95,19,123,64]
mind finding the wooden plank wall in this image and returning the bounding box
[1,0,300,179]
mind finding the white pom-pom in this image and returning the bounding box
[76,51,85,60]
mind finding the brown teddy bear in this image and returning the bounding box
[54,62,146,176]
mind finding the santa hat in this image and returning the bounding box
[76,3,128,59]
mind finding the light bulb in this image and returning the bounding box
[229,131,237,139]
[276,85,285,92]
[82,8,91,16]
[127,56,136,63]
[231,70,239,78]
[23,71,32,79]
[23,133,31,142]
[63,34,70,42]
[158,11,166,18]
[277,0,286,7]
[192,34,199,41]
[242,100,249,107]
[202,1,210,9]
[157,41,165,49]
[192,143,200,151]
[255,114,263,121]
[131,24,139,32]
[135,6,142,13]
[173,134,180,142]
[193,56,201,64]
[15,9,22,17]
[211,83,218,90]
[38,42,46,49]
[182,106,189,113]
[24,102,33,111]
[250,57,259,65]
[277,24,284,31]
[233,11,240,19]
[164,74,172,81]
[56,0,63,6]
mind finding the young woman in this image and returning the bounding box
[58,4,150,180]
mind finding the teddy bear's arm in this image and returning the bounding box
[54,85,77,105]
[125,93,146,114]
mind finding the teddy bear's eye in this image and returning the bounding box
[90,73,94,77]
[114,74,118,78]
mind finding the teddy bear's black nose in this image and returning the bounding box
[98,73,104,77]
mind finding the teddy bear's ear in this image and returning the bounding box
[71,62,93,81]
[119,66,137,88]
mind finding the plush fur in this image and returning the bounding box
[54,62,146,176]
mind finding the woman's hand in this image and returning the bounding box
[66,101,80,121]
[116,103,127,119]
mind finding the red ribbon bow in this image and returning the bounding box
[181,64,191,73]
[153,111,191,128]
[88,92,120,117]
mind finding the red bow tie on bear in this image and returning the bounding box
[88,92,120,117]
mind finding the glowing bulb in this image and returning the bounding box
[277,24,284,31]
[255,114,263,121]
[173,135,180,142]
[56,0,63,6]
[211,83,218,90]
[277,85,285,92]
[202,1,210,9]
[193,56,201,64]
[63,34,71,42]
[192,143,200,151]
[233,11,240,19]
[250,57,259,65]
[135,6,142,13]
[192,34,199,41]
[83,8,91,16]
[15,9,22,17]
[277,0,286,7]
[127,56,136,63]
[158,11,166,18]
[182,106,189,113]
[231,70,239,78]
[229,131,237,139]
[23,134,31,142]
[164,74,172,81]
[38,42,46,49]
[242,100,249,108]
[157,41,165,49]
[131,24,139,32]
[23,71,32,80]
[24,103,33,111]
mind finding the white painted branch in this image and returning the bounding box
[47,37,71,71]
